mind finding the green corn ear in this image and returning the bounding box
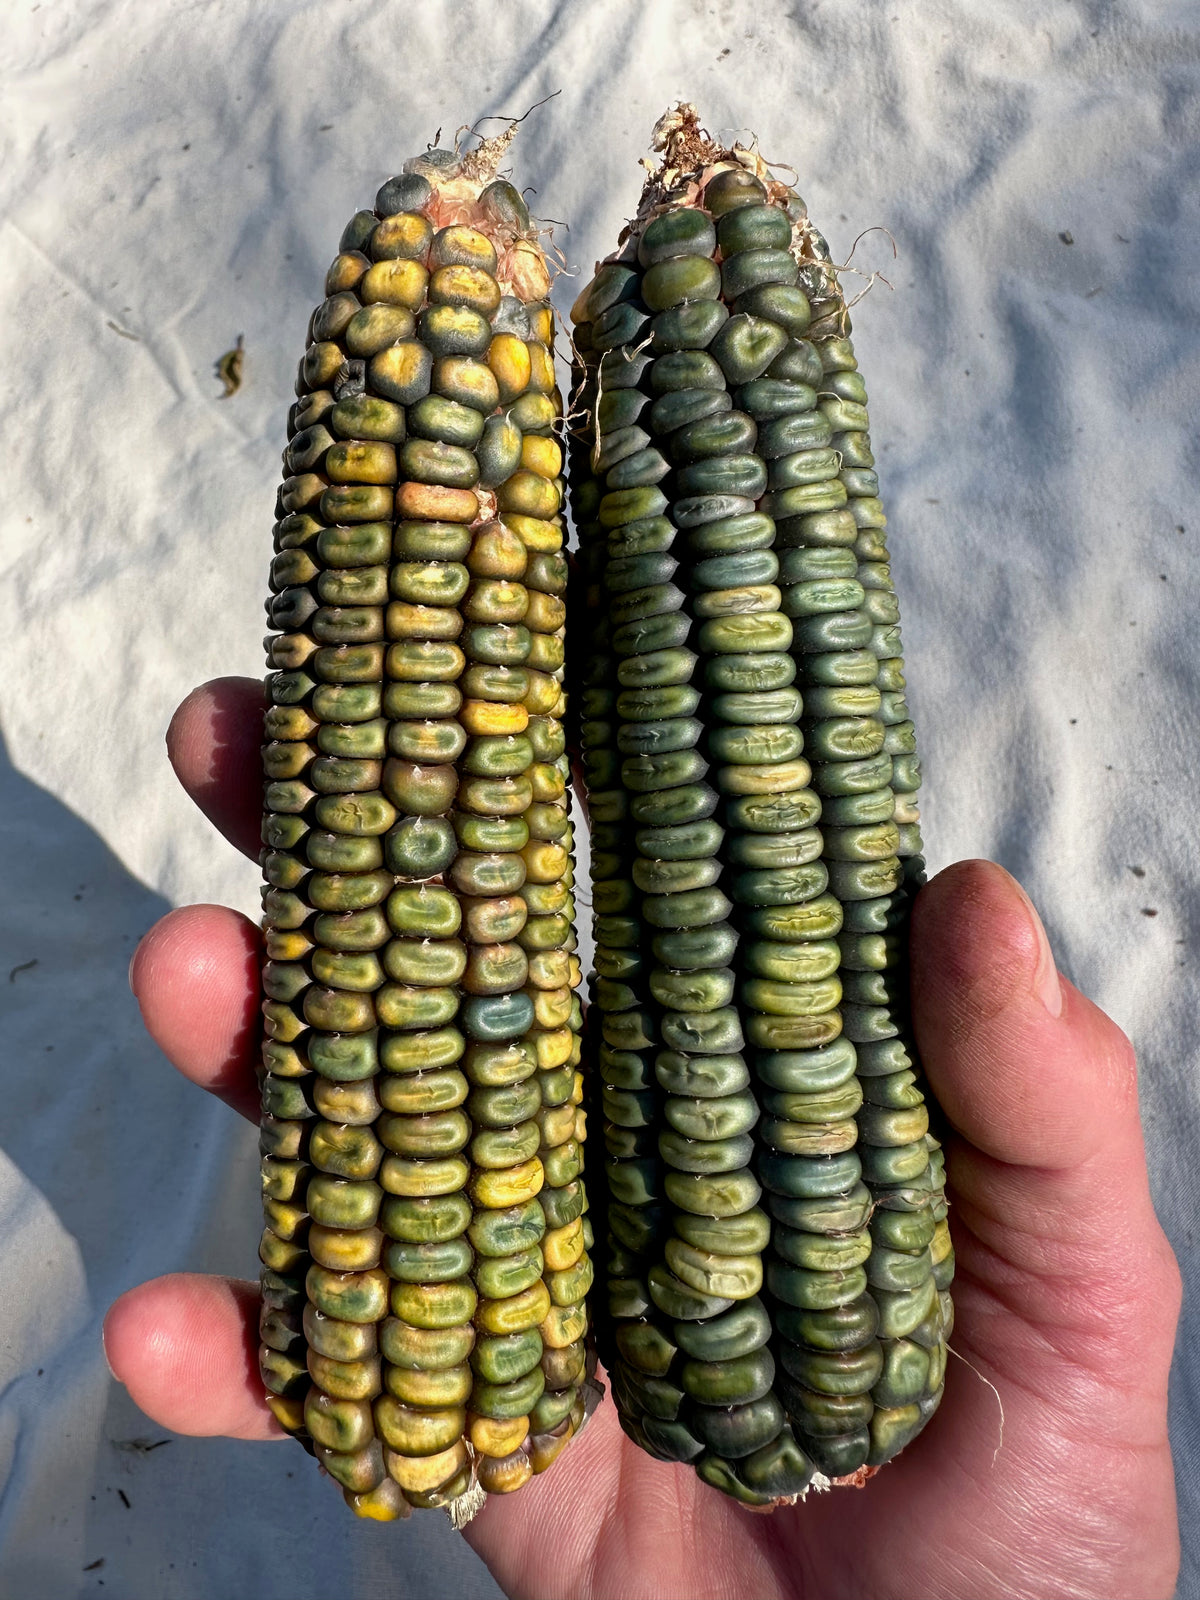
[568,104,954,1506]
[257,126,596,1521]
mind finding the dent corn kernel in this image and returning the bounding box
[569,104,953,1506]
[257,126,595,1523]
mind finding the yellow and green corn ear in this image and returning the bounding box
[256,126,596,1522]
[568,104,953,1506]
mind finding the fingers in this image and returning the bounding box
[129,903,261,1122]
[167,677,265,863]
[911,860,1181,1403]
[911,860,1140,1171]
[103,1274,282,1441]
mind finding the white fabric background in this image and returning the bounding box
[1,1,1196,1594]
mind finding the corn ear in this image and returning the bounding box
[256,126,595,1521]
[568,104,953,1506]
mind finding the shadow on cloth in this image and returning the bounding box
[0,723,500,1598]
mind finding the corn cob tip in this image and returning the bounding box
[632,104,783,215]
[575,104,841,347]
[644,102,743,179]
[590,105,841,323]
[398,121,519,199]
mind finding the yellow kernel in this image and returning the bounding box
[325,442,398,485]
[520,434,562,479]
[524,590,566,633]
[385,1437,469,1491]
[460,700,530,736]
[469,1156,544,1209]
[530,986,572,1029]
[529,1027,573,1070]
[375,1397,465,1457]
[370,211,432,260]
[468,520,528,579]
[302,342,343,388]
[474,1280,552,1335]
[326,251,370,294]
[541,1301,588,1352]
[344,1478,410,1521]
[526,632,564,674]
[259,1228,308,1274]
[527,302,555,344]
[528,1427,571,1475]
[379,1153,471,1197]
[262,1197,307,1240]
[308,1223,383,1272]
[390,1277,477,1329]
[469,1414,530,1457]
[528,762,566,802]
[432,225,496,273]
[266,1394,308,1432]
[430,263,501,316]
[522,841,569,883]
[539,1101,578,1147]
[543,1218,585,1272]
[476,1448,533,1495]
[497,469,561,520]
[265,705,319,740]
[462,576,529,624]
[386,1364,473,1409]
[264,929,313,962]
[504,513,563,553]
[523,671,561,714]
[385,602,464,642]
[361,258,428,309]
[433,355,500,412]
[718,757,813,795]
[526,341,555,394]
[527,949,570,990]
[370,342,430,398]
[487,333,533,403]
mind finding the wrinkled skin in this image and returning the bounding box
[105,678,1181,1600]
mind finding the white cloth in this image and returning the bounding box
[0,1,1195,1593]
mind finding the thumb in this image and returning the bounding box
[910,858,1137,1171]
[909,860,1179,1428]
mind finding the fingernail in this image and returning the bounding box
[128,949,139,998]
[101,1322,119,1383]
[1017,883,1062,1018]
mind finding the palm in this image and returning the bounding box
[469,1144,1177,1600]
[106,680,1180,1600]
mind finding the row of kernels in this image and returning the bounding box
[733,289,895,1435]
[756,237,948,1475]
[573,326,699,1347]
[636,285,834,1452]
[570,463,669,1345]
[575,232,794,1483]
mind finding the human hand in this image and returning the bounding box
[105,677,1181,1600]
